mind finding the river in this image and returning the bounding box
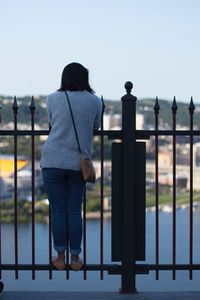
[1,207,200,292]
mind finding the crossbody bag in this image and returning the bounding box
[64,91,96,183]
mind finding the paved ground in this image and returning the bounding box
[0,292,200,300]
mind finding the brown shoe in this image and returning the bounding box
[70,258,83,271]
[52,256,65,270]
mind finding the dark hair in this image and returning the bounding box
[58,62,94,93]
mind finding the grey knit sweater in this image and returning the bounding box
[40,90,102,170]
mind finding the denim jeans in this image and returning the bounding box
[42,168,85,255]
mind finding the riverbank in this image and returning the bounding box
[1,198,200,223]
[146,201,200,213]
[86,202,200,219]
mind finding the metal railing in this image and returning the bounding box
[0,82,200,293]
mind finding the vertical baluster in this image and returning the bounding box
[172,97,178,280]
[12,96,19,279]
[61,116,69,280]
[100,96,105,279]
[65,161,69,279]
[154,97,160,280]
[189,97,195,280]
[30,97,36,280]
[47,123,53,279]
[83,189,87,279]
[48,206,53,279]
[0,103,2,280]
[65,232,69,279]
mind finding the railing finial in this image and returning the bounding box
[30,96,36,113]
[189,97,195,115]
[124,81,133,95]
[154,97,160,114]
[171,96,178,114]
[12,96,18,113]
[0,102,1,123]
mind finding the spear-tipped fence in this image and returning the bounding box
[0,84,200,293]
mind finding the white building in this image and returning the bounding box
[103,113,144,130]
[136,113,144,130]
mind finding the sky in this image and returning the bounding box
[0,0,200,103]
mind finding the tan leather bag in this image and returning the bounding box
[80,157,96,183]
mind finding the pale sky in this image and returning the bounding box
[0,0,200,102]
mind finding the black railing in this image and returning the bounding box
[0,83,200,293]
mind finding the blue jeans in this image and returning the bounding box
[42,168,85,255]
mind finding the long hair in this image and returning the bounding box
[58,62,94,93]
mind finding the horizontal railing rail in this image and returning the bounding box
[1,129,200,138]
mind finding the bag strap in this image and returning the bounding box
[64,91,82,154]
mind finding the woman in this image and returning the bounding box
[40,62,102,270]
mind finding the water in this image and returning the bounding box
[1,207,200,292]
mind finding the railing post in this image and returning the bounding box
[120,81,137,293]
[0,281,4,295]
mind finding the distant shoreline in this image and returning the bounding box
[83,211,111,219]
[146,201,200,213]
[1,202,199,224]
[84,202,200,219]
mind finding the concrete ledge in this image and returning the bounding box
[1,292,200,300]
